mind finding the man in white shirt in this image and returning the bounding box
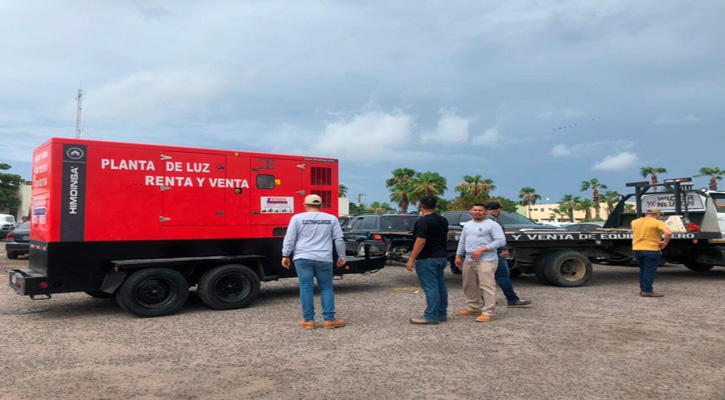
[454,203,506,322]
[282,195,347,330]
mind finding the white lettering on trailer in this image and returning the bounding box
[185,162,211,173]
[196,177,206,186]
[209,178,249,188]
[69,167,79,214]
[144,176,249,188]
[511,234,522,240]
[102,159,156,170]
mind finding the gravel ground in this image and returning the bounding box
[1,253,724,400]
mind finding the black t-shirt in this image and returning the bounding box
[412,213,449,259]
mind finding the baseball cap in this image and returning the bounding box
[646,206,662,214]
[304,194,323,205]
[484,202,501,210]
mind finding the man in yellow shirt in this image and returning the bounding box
[631,206,673,297]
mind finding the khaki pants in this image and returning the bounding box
[462,260,497,316]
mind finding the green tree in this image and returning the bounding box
[580,178,607,219]
[576,198,594,220]
[640,167,668,193]
[386,168,416,213]
[518,187,541,219]
[368,201,395,214]
[694,167,724,191]
[338,184,348,198]
[0,163,23,213]
[408,171,448,204]
[550,206,569,220]
[435,198,449,213]
[603,190,621,215]
[454,175,495,203]
[625,204,636,213]
[558,194,581,222]
[490,196,519,212]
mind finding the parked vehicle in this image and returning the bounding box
[5,222,30,259]
[7,138,385,317]
[0,214,15,239]
[442,211,564,234]
[343,214,419,255]
[565,222,605,232]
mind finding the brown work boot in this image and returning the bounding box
[300,320,315,330]
[323,319,347,329]
[475,314,495,322]
[640,291,664,297]
[456,309,482,316]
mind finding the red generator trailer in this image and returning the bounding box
[8,138,384,317]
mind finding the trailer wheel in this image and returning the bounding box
[7,251,18,259]
[543,250,593,287]
[683,259,714,272]
[85,291,115,299]
[116,268,189,318]
[197,264,260,310]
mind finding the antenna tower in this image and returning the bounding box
[75,87,83,139]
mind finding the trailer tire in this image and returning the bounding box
[543,250,593,287]
[116,268,189,318]
[85,291,115,299]
[197,264,260,310]
[509,266,522,278]
[6,251,18,259]
[683,260,714,272]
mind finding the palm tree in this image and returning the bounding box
[408,171,448,203]
[550,206,568,220]
[454,175,495,201]
[580,178,607,219]
[338,184,348,198]
[624,204,636,213]
[386,168,416,213]
[603,190,621,215]
[576,198,594,220]
[558,195,581,222]
[518,187,541,219]
[640,167,668,192]
[695,167,724,191]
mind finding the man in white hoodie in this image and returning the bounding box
[454,203,506,322]
[282,194,347,330]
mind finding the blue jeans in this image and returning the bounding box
[415,258,448,321]
[634,250,661,293]
[496,256,520,303]
[295,259,335,322]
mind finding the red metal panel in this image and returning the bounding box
[249,157,305,226]
[30,142,54,242]
[304,160,339,217]
[161,151,227,228]
[225,154,251,226]
[84,144,164,241]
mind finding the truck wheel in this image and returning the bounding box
[7,251,18,259]
[509,266,522,278]
[197,264,260,310]
[543,250,593,287]
[116,268,189,318]
[683,259,714,272]
[85,291,115,299]
[533,252,555,284]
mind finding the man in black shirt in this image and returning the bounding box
[406,195,450,325]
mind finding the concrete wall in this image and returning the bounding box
[0,183,31,220]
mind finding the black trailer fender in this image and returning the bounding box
[100,270,127,294]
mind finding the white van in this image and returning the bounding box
[0,214,16,239]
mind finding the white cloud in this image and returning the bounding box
[550,140,636,157]
[592,152,638,171]
[550,144,572,156]
[421,112,472,144]
[655,114,705,125]
[471,127,503,146]
[310,110,414,161]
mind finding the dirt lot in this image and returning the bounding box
[1,253,723,400]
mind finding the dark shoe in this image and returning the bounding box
[640,291,664,297]
[438,315,448,322]
[410,318,439,325]
[323,319,347,329]
[508,300,532,308]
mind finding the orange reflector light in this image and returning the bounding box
[373,234,383,241]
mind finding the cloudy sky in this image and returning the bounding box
[1,0,723,206]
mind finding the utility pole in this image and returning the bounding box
[356,193,365,205]
[75,87,83,139]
